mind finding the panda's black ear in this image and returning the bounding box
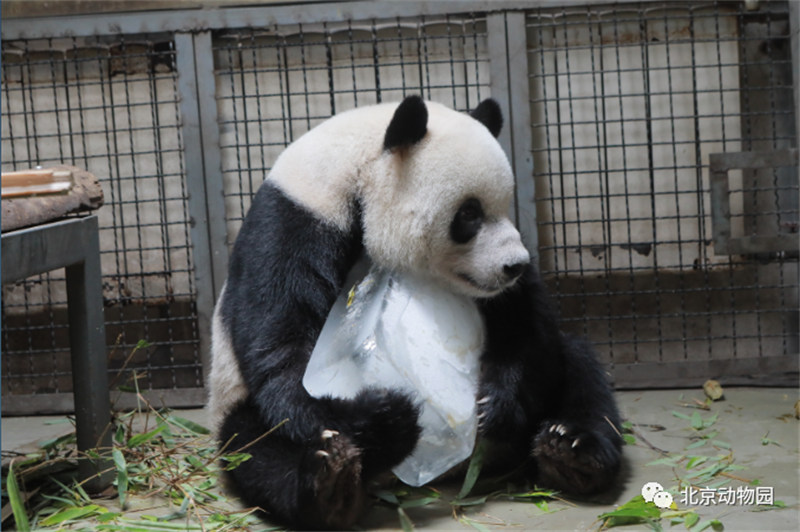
[470,98,503,138]
[384,95,428,151]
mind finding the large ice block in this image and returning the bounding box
[303,262,484,486]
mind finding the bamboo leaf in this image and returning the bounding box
[459,515,491,532]
[127,425,167,448]
[39,504,107,526]
[113,448,129,510]
[451,495,489,507]
[97,512,121,523]
[39,432,77,451]
[7,462,31,532]
[598,494,660,527]
[534,498,550,513]
[186,454,207,471]
[507,489,559,499]
[647,455,685,467]
[686,456,709,469]
[220,452,251,471]
[134,339,153,350]
[397,507,415,532]
[97,518,205,530]
[689,518,724,532]
[456,439,485,500]
[684,512,700,528]
[399,496,440,509]
[166,416,210,435]
[685,439,707,450]
[374,489,400,505]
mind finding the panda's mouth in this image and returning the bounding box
[457,273,507,297]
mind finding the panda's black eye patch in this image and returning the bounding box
[450,198,484,244]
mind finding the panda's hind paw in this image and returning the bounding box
[532,420,621,495]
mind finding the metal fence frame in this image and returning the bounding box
[2,1,798,412]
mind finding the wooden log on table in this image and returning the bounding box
[1,166,104,232]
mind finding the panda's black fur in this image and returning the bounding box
[215,96,622,529]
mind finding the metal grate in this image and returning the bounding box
[527,2,798,385]
[213,15,490,244]
[1,36,204,402]
[1,1,796,406]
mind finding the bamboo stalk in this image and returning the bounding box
[1,169,73,199]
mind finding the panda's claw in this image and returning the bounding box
[476,395,491,405]
[316,450,330,459]
[571,438,580,449]
[321,429,339,440]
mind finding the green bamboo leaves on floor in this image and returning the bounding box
[2,406,266,531]
[601,390,790,531]
[375,439,560,530]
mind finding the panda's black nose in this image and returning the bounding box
[503,262,526,280]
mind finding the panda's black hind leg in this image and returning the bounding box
[219,401,367,530]
[531,334,622,495]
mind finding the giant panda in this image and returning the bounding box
[208,96,623,529]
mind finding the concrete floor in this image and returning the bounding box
[2,387,798,531]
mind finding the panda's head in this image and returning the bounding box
[361,96,530,299]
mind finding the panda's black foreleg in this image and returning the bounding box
[221,381,420,529]
[220,399,366,530]
[477,264,622,495]
[328,387,423,476]
[245,369,422,480]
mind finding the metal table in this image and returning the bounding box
[2,215,112,491]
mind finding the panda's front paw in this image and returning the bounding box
[532,421,621,495]
[345,388,422,476]
[476,391,525,438]
[311,429,365,529]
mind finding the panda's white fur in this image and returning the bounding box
[207,284,243,432]
[208,100,528,431]
[271,100,528,298]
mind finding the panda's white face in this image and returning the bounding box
[437,198,530,298]
[269,97,530,299]
[362,100,530,298]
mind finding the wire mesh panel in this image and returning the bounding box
[1,36,204,406]
[527,1,798,385]
[213,14,490,244]
[2,1,796,403]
